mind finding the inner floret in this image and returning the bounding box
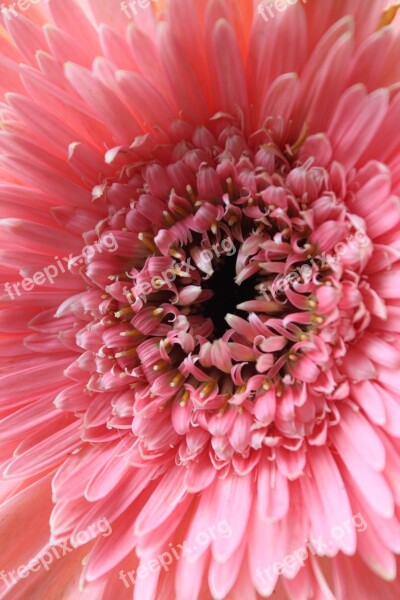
[64,121,376,464]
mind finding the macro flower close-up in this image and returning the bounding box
[1,0,400,598]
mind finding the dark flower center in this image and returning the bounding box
[202,250,257,338]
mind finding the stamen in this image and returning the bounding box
[169,247,184,260]
[186,185,196,203]
[379,3,400,28]
[153,360,168,371]
[308,298,317,309]
[312,315,324,325]
[163,211,176,226]
[115,307,133,318]
[226,177,234,197]
[115,348,137,358]
[170,372,185,388]
[199,381,215,398]
[179,390,190,406]
[120,329,140,337]
[229,216,239,228]
[138,232,156,253]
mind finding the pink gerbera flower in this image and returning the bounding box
[1,0,400,598]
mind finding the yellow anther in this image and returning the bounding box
[226,177,234,197]
[379,3,400,28]
[179,390,190,407]
[199,381,215,398]
[153,360,168,371]
[170,372,184,388]
[312,315,324,325]
[120,329,140,337]
[163,211,176,226]
[169,247,183,260]
[138,232,156,253]
[115,307,133,318]
[115,348,137,359]
[186,185,197,203]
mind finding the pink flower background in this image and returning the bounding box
[1,1,400,599]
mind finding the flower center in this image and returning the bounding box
[60,119,378,468]
[201,249,257,339]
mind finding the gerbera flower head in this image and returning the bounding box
[1,1,400,598]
